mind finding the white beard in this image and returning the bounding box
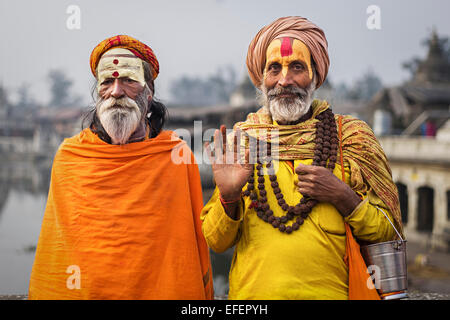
[97,96,142,145]
[269,93,313,124]
[261,80,316,124]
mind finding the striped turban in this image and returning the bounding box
[246,16,329,89]
[90,35,159,80]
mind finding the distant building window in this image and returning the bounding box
[447,190,450,221]
[417,186,434,232]
[396,183,408,225]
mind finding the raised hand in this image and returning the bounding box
[205,125,253,201]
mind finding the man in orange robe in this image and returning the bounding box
[28,35,213,300]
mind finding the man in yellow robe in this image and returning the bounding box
[29,35,213,300]
[201,16,403,300]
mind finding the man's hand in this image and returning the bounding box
[295,163,362,217]
[205,125,253,202]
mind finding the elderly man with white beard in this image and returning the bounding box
[201,17,403,300]
[29,35,213,300]
[94,75,152,145]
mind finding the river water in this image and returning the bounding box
[0,156,232,296]
[0,158,50,294]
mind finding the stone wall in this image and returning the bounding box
[379,136,450,251]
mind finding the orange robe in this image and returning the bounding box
[29,128,213,300]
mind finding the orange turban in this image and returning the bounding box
[90,35,159,80]
[246,16,329,89]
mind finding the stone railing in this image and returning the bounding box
[378,136,450,165]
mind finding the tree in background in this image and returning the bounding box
[47,69,81,108]
[170,65,237,106]
[16,83,37,109]
[327,69,383,103]
[345,69,383,101]
[0,84,9,111]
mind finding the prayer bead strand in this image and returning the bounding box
[242,109,339,234]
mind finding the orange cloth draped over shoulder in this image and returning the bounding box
[28,128,213,300]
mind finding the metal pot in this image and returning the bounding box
[360,207,408,300]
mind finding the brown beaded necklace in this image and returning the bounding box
[242,108,339,234]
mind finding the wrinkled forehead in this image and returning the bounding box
[97,48,143,73]
[266,37,311,62]
[96,47,146,91]
[265,37,313,78]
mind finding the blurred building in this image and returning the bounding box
[366,29,450,136]
[0,105,84,158]
[367,30,450,251]
[379,131,450,251]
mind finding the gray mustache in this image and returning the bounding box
[99,97,140,113]
[267,86,308,100]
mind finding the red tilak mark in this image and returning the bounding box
[280,37,293,57]
[112,71,119,77]
[113,59,119,65]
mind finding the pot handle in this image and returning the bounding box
[375,206,405,241]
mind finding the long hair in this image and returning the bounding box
[82,61,168,143]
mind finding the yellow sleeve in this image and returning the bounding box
[200,187,244,253]
[344,193,398,243]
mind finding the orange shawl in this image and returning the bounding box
[29,129,213,300]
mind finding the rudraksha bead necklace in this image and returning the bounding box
[242,108,339,234]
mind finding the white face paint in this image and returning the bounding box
[96,48,146,93]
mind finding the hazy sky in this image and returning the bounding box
[0,0,449,105]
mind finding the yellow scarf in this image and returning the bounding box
[233,99,403,238]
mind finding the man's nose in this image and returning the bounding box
[277,69,294,87]
[110,79,125,98]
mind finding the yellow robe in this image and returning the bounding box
[201,159,396,300]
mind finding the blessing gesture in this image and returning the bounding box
[205,125,253,202]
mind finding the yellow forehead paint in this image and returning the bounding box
[96,48,146,92]
[264,38,312,79]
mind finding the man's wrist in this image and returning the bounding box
[219,192,242,203]
[220,195,241,221]
[333,184,362,217]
